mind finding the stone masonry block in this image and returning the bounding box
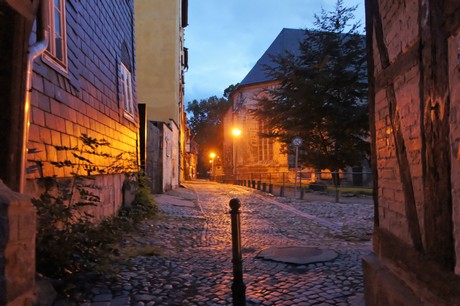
[0,180,36,305]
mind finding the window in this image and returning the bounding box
[258,120,274,161]
[119,63,135,119]
[44,0,67,71]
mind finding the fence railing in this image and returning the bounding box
[214,170,372,187]
[212,170,373,201]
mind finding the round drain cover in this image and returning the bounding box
[257,246,338,264]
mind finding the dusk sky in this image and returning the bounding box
[184,0,366,104]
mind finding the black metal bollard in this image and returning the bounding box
[300,187,305,200]
[280,186,285,197]
[252,180,256,188]
[269,184,273,194]
[262,182,267,192]
[229,198,246,305]
[257,181,261,190]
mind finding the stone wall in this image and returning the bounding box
[0,181,36,305]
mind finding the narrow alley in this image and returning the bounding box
[54,180,373,306]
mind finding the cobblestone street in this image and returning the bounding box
[55,180,373,306]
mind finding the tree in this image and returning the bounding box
[186,95,232,177]
[223,83,239,98]
[253,0,369,176]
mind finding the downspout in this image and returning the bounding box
[20,0,49,193]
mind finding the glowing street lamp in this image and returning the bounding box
[232,128,241,137]
[209,152,216,180]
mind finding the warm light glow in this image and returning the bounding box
[209,152,216,159]
[232,128,241,137]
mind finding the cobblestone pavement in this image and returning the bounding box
[54,180,373,306]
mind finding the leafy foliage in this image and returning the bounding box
[32,135,157,278]
[223,83,239,98]
[186,95,232,176]
[253,0,369,172]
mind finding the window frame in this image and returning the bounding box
[258,120,274,161]
[42,0,68,73]
[119,63,135,120]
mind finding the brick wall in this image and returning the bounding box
[26,0,138,219]
[449,30,460,275]
[365,0,460,304]
[373,0,423,245]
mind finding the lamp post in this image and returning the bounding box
[232,128,241,183]
[292,137,302,198]
[209,152,216,180]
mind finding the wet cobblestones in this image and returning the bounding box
[54,180,372,305]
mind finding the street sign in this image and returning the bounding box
[293,137,302,146]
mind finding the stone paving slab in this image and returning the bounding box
[153,193,196,208]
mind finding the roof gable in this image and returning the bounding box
[239,28,305,87]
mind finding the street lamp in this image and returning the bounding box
[292,137,302,198]
[232,128,241,183]
[209,152,216,180]
[232,128,241,137]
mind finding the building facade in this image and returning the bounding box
[135,0,189,193]
[225,81,289,181]
[0,0,138,304]
[364,0,460,304]
[25,0,139,220]
[223,29,305,182]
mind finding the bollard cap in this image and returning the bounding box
[229,198,241,211]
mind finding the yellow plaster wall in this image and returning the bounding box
[135,0,181,123]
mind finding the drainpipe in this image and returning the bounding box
[20,0,49,193]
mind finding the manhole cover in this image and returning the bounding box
[257,246,338,265]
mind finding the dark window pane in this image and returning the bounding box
[54,9,61,35]
[55,36,62,60]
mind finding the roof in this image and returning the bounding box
[239,28,306,87]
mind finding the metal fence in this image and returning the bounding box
[213,170,372,200]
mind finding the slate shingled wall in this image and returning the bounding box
[26,0,138,220]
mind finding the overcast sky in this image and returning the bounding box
[184,0,366,103]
